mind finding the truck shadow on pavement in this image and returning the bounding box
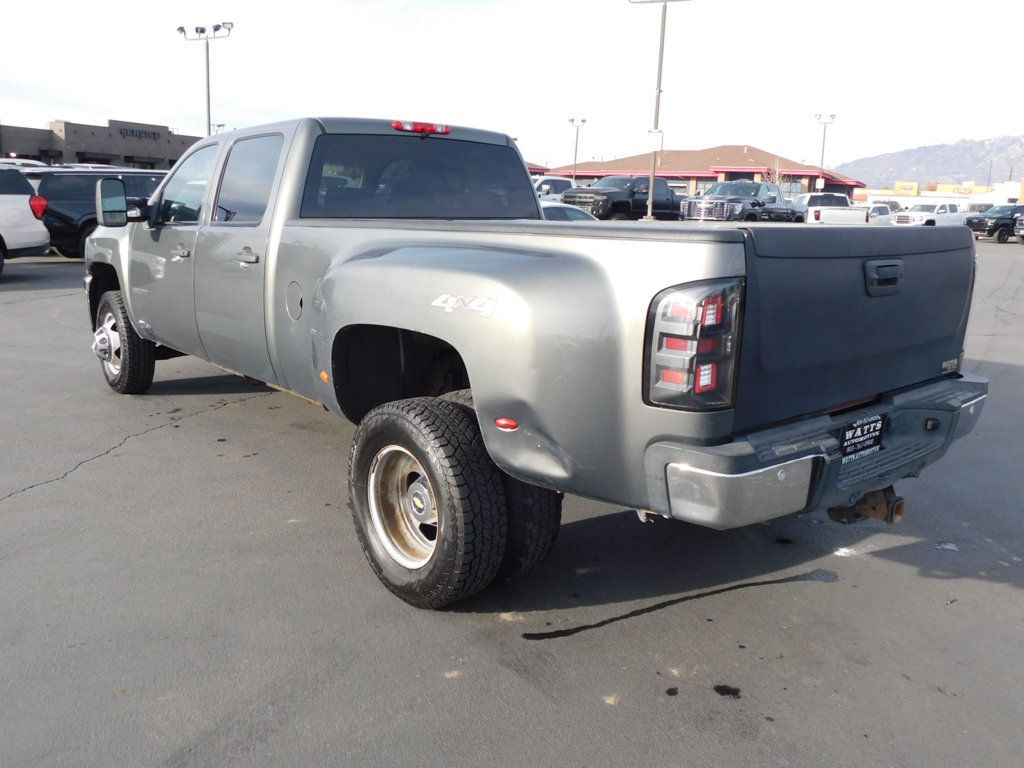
[148,374,269,397]
[460,510,854,616]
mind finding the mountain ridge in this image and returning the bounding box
[835,136,1024,188]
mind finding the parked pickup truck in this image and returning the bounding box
[85,117,987,609]
[965,204,1024,243]
[561,176,680,220]
[892,202,966,227]
[792,193,870,224]
[680,180,795,222]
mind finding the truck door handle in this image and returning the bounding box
[864,259,903,297]
[170,246,191,259]
[236,247,260,264]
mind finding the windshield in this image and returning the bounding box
[703,181,760,198]
[593,176,632,190]
[984,205,1014,216]
[909,204,937,213]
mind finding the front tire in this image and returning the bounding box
[94,290,156,394]
[608,212,630,220]
[348,398,508,609]
[994,227,1010,244]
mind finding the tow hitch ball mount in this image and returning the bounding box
[828,485,905,525]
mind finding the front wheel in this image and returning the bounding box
[93,290,156,394]
[993,227,1010,244]
[348,398,509,608]
[607,212,630,220]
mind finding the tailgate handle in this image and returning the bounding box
[864,259,903,297]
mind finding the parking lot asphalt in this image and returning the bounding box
[1,240,1022,768]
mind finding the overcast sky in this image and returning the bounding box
[1,0,1017,169]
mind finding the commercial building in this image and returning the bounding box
[0,119,202,169]
[549,144,864,199]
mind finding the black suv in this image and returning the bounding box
[680,180,794,222]
[22,167,165,258]
[561,176,680,220]
[965,204,1024,244]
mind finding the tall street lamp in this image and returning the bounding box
[569,118,586,181]
[814,113,836,191]
[177,22,234,136]
[630,0,691,221]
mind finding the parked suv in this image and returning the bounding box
[965,204,1024,243]
[0,168,50,279]
[561,176,680,220]
[21,167,164,258]
[681,180,793,222]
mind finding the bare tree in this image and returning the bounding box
[761,160,794,192]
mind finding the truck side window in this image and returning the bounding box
[158,145,218,224]
[213,134,284,224]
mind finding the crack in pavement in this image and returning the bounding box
[0,291,83,306]
[0,392,273,505]
[522,569,840,640]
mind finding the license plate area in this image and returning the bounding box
[839,414,885,464]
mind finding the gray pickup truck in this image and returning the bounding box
[85,117,987,608]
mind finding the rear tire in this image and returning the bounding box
[994,227,1010,244]
[94,290,156,394]
[348,398,508,609]
[441,390,562,582]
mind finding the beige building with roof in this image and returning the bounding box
[550,144,864,199]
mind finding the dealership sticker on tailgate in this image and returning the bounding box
[840,414,885,464]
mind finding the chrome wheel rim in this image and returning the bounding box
[367,445,439,569]
[96,311,123,377]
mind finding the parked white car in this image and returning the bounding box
[0,168,50,279]
[892,203,966,227]
[533,176,576,201]
[540,201,598,221]
[793,193,870,224]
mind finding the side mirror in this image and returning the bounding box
[95,178,128,227]
[540,184,552,195]
[125,197,150,222]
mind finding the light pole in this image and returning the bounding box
[569,118,586,181]
[814,113,836,191]
[177,22,234,136]
[630,0,690,220]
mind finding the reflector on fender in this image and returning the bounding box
[391,120,452,135]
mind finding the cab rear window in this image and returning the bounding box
[300,134,539,219]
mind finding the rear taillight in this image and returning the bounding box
[29,195,47,219]
[813,209,821,221]
[391,120,451,135]
[645,279,744,410]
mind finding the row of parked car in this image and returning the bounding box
[533,174,1024,241]
[0,161,165,277]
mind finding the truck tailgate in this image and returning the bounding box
[733,226,975,432]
